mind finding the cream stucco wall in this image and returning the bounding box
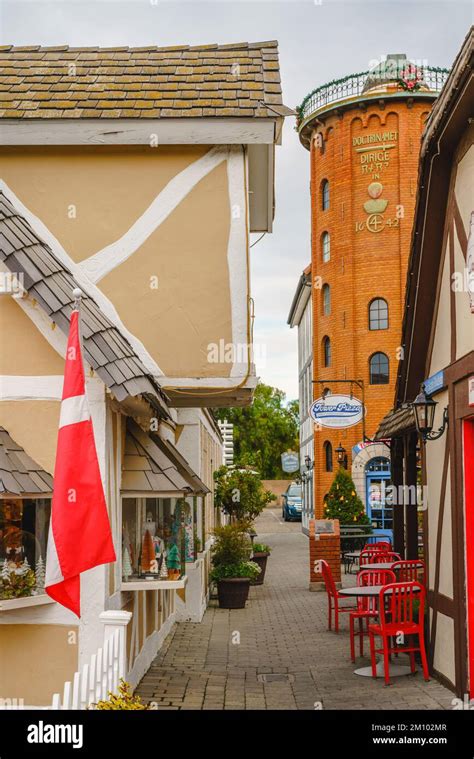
[431,611,456,689]
[0,297,65,375]
[0,624,78,706]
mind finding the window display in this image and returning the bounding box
[0,498,51,600]
[122,497,194,584]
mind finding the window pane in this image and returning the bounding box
[322,180,330,211]
[122,497,190,582]
[323,337,331,367]
[322,232,330,262]
[323,284,330,315]
[0,498,51,600]
[324,442,333,472]
[369,298,388,330]
[369,353,389,384]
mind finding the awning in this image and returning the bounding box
[0,427,53,496]
[121,421,208,495]
[374,405,416,440]
[151,433,209,495]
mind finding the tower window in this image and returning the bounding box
[369,298,389,330]
[324,441,333,472]
[322,232,330,263]
[369,352,389,385]
[321,179,330,211]
[322,284,331,315]
[322,336,331,367]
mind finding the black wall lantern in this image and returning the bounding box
[305,454,313,471]
[335,442,348,469]
[412,384,449,442]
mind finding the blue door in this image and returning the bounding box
[365,457,392,541]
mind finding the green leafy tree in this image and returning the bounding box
[323,467,371,525]
[214,465,275,522]
[214,383,299,479]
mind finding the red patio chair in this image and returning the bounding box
[368,581,429,686]
[383,552,402,563]
[360,549,389,565]
[320,560,357,633]
[349,569,396,662]
[392,559,426,586]
[363,541,392,551]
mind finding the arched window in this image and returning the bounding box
[369,298,389,330]
[369,352,389,384]
[322,231,330,263]
[324,442,333,472]
[322,336,331,367]
[322,284,331,315]
[321,179,330,211]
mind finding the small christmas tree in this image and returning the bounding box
[159,554,168,579]
[122,545,133,580]
[35,556,46,590]
[324,467,371,525]
[1,559,10,581]
[141,530,155,573]
[166,544,180,578]
[19,557,30,575]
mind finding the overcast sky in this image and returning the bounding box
[1,0,472,401]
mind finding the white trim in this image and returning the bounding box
[80,147,229,283]
[0,118,277,147]
[226,146,250,379]
[59,394,90,428]
[0,182,164,379]
[120,577,187,592]
[161,375,257,389]
[0,375,63,400]
[127,602,177,689]
[0,594,55,612]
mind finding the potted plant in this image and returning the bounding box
[210,522,260,608]
[250,542,272,585]
[213,461,275,523]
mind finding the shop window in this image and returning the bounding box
[0,498,51,601]
[322,231,330,262]
[122,496,197,587]
[322,335,331,367]
[324,441,333,472]
[321,179,330,211]
[369,352,390,385]
[369,298,389,330]
[322,284,331,315]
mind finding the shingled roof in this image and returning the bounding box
[0,427,53,495]
[0,192,169,414]
[0,41,288,119]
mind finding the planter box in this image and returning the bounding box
[217,578,250,609]
[250,553,269,585]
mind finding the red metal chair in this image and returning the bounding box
[360,549,390,565]
[320,560,357,632]
[383,552,402,563]
[392,559,426,586]
[349,569,396,662]
[368,581,430,686]
[363,541,392,551]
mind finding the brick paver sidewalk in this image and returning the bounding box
[136,508,454,710]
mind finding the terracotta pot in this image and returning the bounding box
[250,552,269,585]
[217,578,250,609]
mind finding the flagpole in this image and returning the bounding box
[72,287,83,311]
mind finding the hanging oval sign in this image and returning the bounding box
[309,394,364,429]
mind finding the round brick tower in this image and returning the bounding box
[298,56,449,527]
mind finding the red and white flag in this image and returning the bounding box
[45,307,116,617]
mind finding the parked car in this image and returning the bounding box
[282,482,302,521]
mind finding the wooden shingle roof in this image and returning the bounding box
[0,427,53,495]
[0,41,288,119]
[0,192,169,415]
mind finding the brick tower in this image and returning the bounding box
[297,56,449,525]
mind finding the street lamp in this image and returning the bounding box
[335,442,348,469]
[305,454,313,471]
[412,384,449,443]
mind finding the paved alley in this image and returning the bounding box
[136,508,455,710]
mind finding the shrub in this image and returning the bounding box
[211,522,253,567]
[93,680,148,710]
[214,465,275,522]
[252,543,272,555]
[210,561,261,583]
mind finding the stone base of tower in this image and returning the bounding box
[308,518,341,591]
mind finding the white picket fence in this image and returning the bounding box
[51,610,132,710]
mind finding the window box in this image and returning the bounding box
[120,576,188,592]
[0,593,55,611]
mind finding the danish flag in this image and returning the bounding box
[45,306,116,617]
